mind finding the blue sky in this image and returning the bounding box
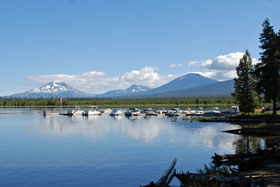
[1,0,280,95]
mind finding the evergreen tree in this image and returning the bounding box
[254,19,280,115]
[232,50,256,115]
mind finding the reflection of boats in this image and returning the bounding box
[83,115,101,120]
[128,116,141,121]
[43,111,60,116]
[110,109,125,116]
[112,115,124,120]
[82,110,101,116]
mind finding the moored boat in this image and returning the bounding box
[110,109,125,116]
[143,108,157,116]
[155,110,166,116]
[102,108,113,114]
[82,110,101,116]
[167,108,182,116]
[126,108,142,116]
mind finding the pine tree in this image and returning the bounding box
[254,19,280,115]
[232,50,256,115]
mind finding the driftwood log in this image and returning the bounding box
[142,157,259,186]
[212,147,280,171]
[175,172,252,187]
[142,158,177,187]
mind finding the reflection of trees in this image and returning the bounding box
[232,135,280,154]
[233,136,263,154]
[231,123,280,154]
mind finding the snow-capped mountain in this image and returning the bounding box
[99,84,151,97]
[8,81,95,98]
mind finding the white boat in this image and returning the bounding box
[65,109,75,116]
[231,106,240,113]
[143,108,157,116]
[155,110,166,116]
[82,110,101,116]
[173,112,185,117]
[222,106,240,116]
[204,110,221,116]
[110,109,125,116]
[167,108,182,116]
[126,108,142,116]
[194,110,204,116]
[182,108,192,115]
[70,107,84,115]
[102,108,113,114]
[73,110,84,115]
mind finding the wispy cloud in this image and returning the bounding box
[187,61,199,66]
[169,64,183,68]
[27,67,177,94]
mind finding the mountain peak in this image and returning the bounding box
[49,80,63,84]
[129,84,138,88]
[32,81,70,93]
[127,84,151,93]
[8,81,94,98]
[99,84,151,97]
[127,73,218,96]
[179,73,207,80]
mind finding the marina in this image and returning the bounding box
[43,106,240,118]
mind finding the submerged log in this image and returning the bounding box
[142,158,177,187]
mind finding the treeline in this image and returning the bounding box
[0,97,237,108]
[233,19,280,115]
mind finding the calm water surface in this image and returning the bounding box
[0,108,243,186]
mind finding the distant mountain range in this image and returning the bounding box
[7,73,235,98]
[8,81,94,98]
[122,80,234,98]
[98,84,151,97]
[129,73,218,96]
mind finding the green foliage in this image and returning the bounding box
[232,50,257,115]
[0,97,236,108]
[254,18,280,115]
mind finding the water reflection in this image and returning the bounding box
[37,112,280,155]
[2,109,271,187]
[37,115,170,142]
[233,136,262,153]
[35,114,242,152]
[224,123,280,154]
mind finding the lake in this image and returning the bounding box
[0,108,258,186]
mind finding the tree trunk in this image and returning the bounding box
[273,99,277,115]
